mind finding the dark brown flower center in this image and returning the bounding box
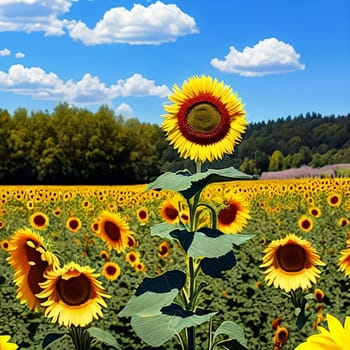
[57,273,91,306]
[138,210,147,220]
[104,221,121,241]
[159,244,169,256]
[69,219,79,230]
[301,219,311,230]
[33,214,46,227]
[165,207,179,220]
[218,203,238,225]
[276,245,306,272]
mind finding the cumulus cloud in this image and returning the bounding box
[0,0,198,44]
[66,1,199,45]
[0,48,11,56]
[210,38,305,77]
[15,52,25,58]
[0,0,74,35]
[115,103,134,118]
[0,64,170,105]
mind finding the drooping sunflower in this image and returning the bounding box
[66,216,82,233]
[29,211,49,230]
[260,234,325,292]
[298,215,314,233]
[295,313,350,350]
[7,228,59,311]
[0,335,18,350]
[217,195,251,234]
[273,325,289,349]
[339,240,350,276]
[162,75,247,163]
[38,262,110,327]
[102,261,121,281]
[96,211,132,252]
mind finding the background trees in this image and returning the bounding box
[0,106,349,184]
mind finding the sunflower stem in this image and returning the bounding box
[68,326,92,350]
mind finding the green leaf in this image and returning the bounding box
[147,167,256,199]
[171,228,254,259]
[212,321,248,348]
[151,222,184,239]
[200,251,236,278]
[119,271,186,317]
[42,332,67,349]
[87,327,121,349]
[214,339,248,350]
[130,306,216,347]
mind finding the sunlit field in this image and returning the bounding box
[1,178,349,349]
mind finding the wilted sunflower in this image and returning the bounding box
[102,261,121,281]
[96,211,132,252]
[38,262,110,327]
[339,240,350,276]
[260,234,325,292]
[0,335,18,350]
[29,212,49,230]
[7,228,59,311]
[217,195,251,234]
[295,313,350,350]
[162,75,247,163]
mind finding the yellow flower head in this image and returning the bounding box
[38,262,110,327]
[102,261,121,281]
[162,75,247,163]
[295,313,350,350]
[0,335,18,350]
[260,234,325,292]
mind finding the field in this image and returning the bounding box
[0,178,349,350]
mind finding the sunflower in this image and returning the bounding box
[38,262,110,327]
[96,211,132,252]
[99,250,110,261]
[260,234,325,292]
[298,215,314,233]
[309,206,321,218]
[7,228,59,311]
[136,207,149,225]
[339,240,350,276]
[0,219,4,229]
[295,313,350,350]
[102,261,121,281]
[327,193,341,207]
[273,325,289,349]
[338,217,349,227]
[66,216,82,233]
[217,195,251,234]
[0,335,18,350]
[162,75,247,163]
[134,261,146,273]
[1,239,10,251]
[314,288,325,302]
[158,241,171,259]
[125,251,140,266]
[29,211,49,230]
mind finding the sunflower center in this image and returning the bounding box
[104,221,121,242]
[276,245,306,272]
[187,103,221,133]
[218,203,237,225]
[27,263,48,296]
[69,219,79,230]
[106,265,117,276]
[33,214,46,227]
[57,273,91,306]
[165,207,179,220]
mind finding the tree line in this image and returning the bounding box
[0,105,349,184]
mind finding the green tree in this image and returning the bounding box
[268,150,284,171]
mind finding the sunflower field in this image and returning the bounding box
[0,177,349,350]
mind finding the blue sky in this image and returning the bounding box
[0,0,349,125]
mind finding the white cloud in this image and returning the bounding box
[0,64,170,105]
[0,0,73,35]
[115,103,133,118]
[67,1,198,45]
[210,38,305,77]
[15,52,25,58]
[0,48,11,56]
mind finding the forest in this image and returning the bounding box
[0,104,349,184]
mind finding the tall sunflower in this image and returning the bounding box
[295,313,350,350]
[96,211,132,252]
[7,228,59,311]
[38,262,110,327]
[217,195,251,234]
[162,75,247,163]
[260,234,325,292]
